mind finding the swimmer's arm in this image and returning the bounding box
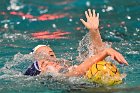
[65,49,107,77]
[80,9,104,53]
[89,29,103,53]
[65,48,128,77]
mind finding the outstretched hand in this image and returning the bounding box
[105,48,129,65]
[80,9,99,31]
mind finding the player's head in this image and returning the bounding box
[31,45,56,61]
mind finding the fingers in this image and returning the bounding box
[123,59,129,65]
[85,9,99,18]
[80,19,87,26]
[118,54,129,65]
[109,48,129,65]
[92,9,95,17]
[114,53,129,65]
[97,13,99,18]
[92,9,99,18]
[85,11,90,19]
[88,9,92,17]
[115,54,123,64]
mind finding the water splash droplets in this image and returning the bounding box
[86,1,91,7]
[52,24,57,28]
[126,15,131,20]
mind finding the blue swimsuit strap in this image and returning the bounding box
[34,61,41,71]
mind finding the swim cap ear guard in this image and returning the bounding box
[30,45,47,54]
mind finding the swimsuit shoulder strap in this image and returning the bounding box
[34,61,41,71]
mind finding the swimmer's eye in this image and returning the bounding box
[50,55,54,57]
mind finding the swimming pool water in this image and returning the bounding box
[0,0,140,93]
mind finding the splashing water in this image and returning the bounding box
[0,31,123,91]
[0,52,100,92]
[77,32,112,62]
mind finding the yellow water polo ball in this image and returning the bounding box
[85,61,123,86]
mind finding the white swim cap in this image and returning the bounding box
[30,45,47,54]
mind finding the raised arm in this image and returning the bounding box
[80,9,104,53]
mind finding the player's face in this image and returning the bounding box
[44,46,56,59]
[35,46,56,61]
